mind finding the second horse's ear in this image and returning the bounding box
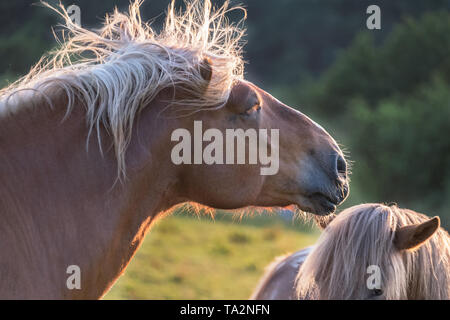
[394,216,440,251]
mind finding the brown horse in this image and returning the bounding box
[251,203,450,300]
[0,1,349,299]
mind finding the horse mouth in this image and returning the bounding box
[307,193,340,215]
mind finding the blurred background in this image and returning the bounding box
[1,0,449,299]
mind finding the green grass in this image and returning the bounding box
[104,213,319,300]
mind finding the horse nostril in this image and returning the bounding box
[336,155,347,177]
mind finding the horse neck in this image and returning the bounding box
[0,89,179,299]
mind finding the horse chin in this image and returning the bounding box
[311,203,337,216]
[301,204,337,216]
[294,194,338,216]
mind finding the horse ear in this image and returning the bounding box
[394,216,440,251]
[172,57,212,102]
[198,57,213,83]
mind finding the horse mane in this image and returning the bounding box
[0,0,246,178]
[295,203,450,299]
[249,253,293,300]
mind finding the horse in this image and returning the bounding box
[251,203,450,300]
[0,1,349,299]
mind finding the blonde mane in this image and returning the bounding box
[0,0,246,178]
[295,203,450,299]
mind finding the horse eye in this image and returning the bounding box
[243,102,261,116]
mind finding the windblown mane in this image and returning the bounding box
[0,0,246,177]
[295,203,450,299]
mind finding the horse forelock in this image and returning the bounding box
[0,0,246,178]
[295,203,450,299]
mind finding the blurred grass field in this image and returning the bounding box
[104,212,319,300]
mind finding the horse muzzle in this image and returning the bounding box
[307,182,349,215]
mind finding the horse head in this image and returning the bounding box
[165,69,349,215]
